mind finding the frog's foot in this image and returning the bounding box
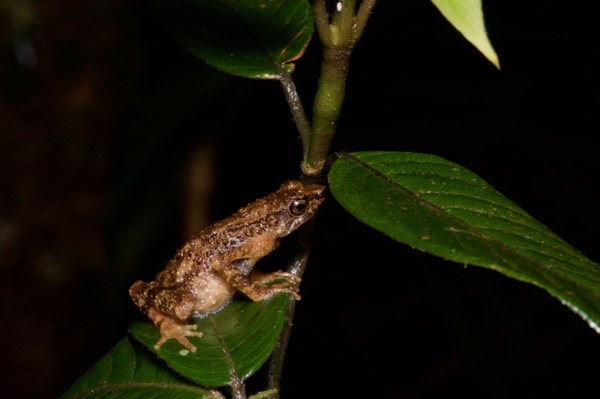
[251,271,302,300]
[149,308,203,352]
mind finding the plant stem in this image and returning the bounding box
[354,0,377,42]
[278,72,312,156]
[265,220,315,398]
[266,1,378,396]
[303,43,351,176]
[302,0,376,176]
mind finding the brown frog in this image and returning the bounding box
[129,180,325,352]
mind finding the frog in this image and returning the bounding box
[129,180,325,352]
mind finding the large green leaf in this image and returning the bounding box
[60,337,220,399]
[146,0,314,79]
[328,151,600,332]
[130,295,289,387]
[430,0,500,68]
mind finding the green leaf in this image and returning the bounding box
[130,295,289,387]
[60,337,220,399]
[430,0,500,68]
[328,151,600,332]
[146,0,314,79]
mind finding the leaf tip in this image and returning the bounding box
[431,0,501,69]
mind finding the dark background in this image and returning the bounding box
[1,1,598,398]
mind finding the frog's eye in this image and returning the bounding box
[289,199,307,216]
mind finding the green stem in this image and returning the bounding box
[355,0,377,42]
[302,0,377,176]
[303,45,351,176]
[312,0,333,46]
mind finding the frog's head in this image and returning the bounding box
[268,180,326,236]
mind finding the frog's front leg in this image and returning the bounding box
[251,269,302,296]
[219,259,301,301]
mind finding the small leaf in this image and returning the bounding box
[430,0,500,68]
[130,295,289,387]
[60,337,219,399]
[146,0,314,79]
[328,151,600,332]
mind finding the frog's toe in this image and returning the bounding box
[273,271,301,283]
[254,270,301,285]
[280,288,301,301]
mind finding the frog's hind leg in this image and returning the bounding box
[147,307,203,352]
[143,287,203,351]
